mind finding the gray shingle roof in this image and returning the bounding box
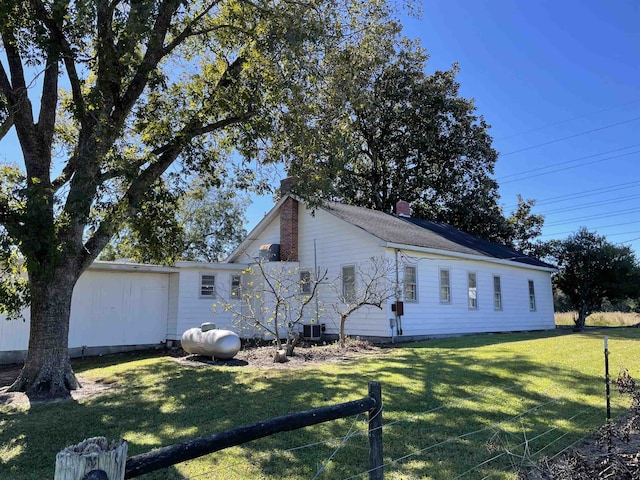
[321,201,553,269]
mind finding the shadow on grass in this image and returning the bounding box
[2,328,638,480]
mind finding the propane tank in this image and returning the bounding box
[181,323,241,359]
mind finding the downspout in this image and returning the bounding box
[394,249,402,339]
[314,239,319,325]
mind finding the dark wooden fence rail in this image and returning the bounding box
[56,382,383,480]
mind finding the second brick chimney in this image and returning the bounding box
[395,200,411,217]
[279,178,299,261]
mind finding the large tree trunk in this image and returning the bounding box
[574,305,588,332]
[9,267,81,400]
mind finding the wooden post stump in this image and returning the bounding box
[55,437,127,480]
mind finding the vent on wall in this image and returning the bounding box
[259,244,280,261]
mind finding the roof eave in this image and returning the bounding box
[384,242,558,273]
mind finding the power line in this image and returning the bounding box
[544,207,640,227]
[500,149,640,185]
[499,116,640,157]
[497,144,640,181]
[494,99,640,142]
[618,235,640,245]
[539,220,640,237]
[538,193,640,216]
[503,179,640,210]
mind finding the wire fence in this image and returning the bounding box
[166,380,628,480]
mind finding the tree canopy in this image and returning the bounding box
[546,228,640,330]
[281,25,543,247]
[0,0,390,399]
[101,177,249,263]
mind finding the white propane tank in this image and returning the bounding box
[181,323,241,359]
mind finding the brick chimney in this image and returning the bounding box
[279,178,299,261]
[395,200,411,217]
[280,177,297,196]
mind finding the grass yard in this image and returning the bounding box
[2,328,640,480]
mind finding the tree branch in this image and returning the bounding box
[29,0,87,120]
[0,61,13,99]
[36,53,60,147]
[151,111,254,157]
[0,113,14,141]
[161,0,224,55]
[116,0,183,125]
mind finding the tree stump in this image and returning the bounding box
[55,437,127,480]
[273,349,288,363]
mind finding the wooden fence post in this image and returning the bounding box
[368,381,383,480]
[55,437,127,480]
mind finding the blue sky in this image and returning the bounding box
[248,0,640,255]
[2,1,638,256]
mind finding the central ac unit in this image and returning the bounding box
[303,324,321,340]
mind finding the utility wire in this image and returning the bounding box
[494,99,640,142]
[619,235,640,244]
[544,207,640,227]
[540,222,640,237]
[500,149,640,185]
[537,193,640,216]
[499,116,640,157]
[503,179,640,210]
[497,144,640,181]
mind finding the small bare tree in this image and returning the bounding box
[221,260,327,361]
[333,257,396,348]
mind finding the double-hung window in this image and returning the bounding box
[342,265,356,302]
[230,274,241,298]
[468,272,477,309]
[493,276,502,310]
[200,274,216,297]
[439,269,451,304]
[528,280,536,311]
[404,266,417,302]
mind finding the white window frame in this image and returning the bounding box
[439,268,451,304]
[467,272,477,309]
[230,274,242,298]
[493,275,502,311]
[299,269,312,295]
[528,280,536,312]
[404,266,418,302]
[342,265,356,302]
[200,274,216,298]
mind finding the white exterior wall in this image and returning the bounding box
[1,266,172,363]
[69,270,169,347]
[298,206,390,338]
[238,203,390,339]
[394,251,555,337]
[169,264,246,340]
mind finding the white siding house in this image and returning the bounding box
[225,194,556,341]
[0,191,556,363]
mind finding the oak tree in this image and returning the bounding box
[0,0,385,399]
[284,25,543,246]
[547,228,640,330]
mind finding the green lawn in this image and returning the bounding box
[2,329,639,480]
